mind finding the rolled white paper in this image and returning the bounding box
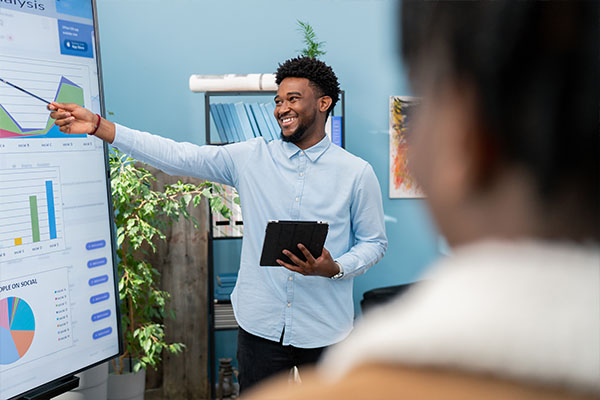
[189,73,277,92]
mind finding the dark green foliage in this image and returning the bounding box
[110,150,231,373]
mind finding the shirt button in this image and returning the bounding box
[287,302,291,307]
[299,172,304,177]
[295,197,299,202]
[288,276,293,281]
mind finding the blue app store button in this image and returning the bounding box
[64,40,88,52]
[91,309,111,322]
[86,240,106,250]
[93,327,112,340]
[89,275,109,286]
[90,292,110,304]
[87,258,107,268]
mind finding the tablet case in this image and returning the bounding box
[259,220,329,266]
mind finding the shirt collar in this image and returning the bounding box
[281,135,331,162]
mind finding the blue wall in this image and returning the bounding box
[96,0,440,368]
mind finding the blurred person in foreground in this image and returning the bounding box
[246,1,599,399]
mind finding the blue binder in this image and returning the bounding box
[234,103,255,141]
[331,116,343,147]
[259,103,278,140]
[265,101,281,139]
[250,103,273,140]
[228,103,247,142]
[214,104,233,143]
[244,103,260,138]
[222,103,242,142]
[209,104,227,143]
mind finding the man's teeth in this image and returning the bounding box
[281,117,296,123]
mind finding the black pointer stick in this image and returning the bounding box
[0,77,51,105]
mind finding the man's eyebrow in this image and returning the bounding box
[274,92,303,102]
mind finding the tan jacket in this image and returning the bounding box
[245,363,599,400]
[248,241,600,399]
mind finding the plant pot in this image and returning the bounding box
[54,362,109,400]
[107,358,146,400]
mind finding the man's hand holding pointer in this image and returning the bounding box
[48,102,115,143]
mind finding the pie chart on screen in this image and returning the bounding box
[0,297,35,365]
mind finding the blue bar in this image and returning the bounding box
[45,181,57,239]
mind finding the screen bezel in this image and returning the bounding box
[7,0,123,398]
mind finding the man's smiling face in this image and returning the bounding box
[274,77,319,144]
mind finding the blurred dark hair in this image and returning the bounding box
[275,56,340,116]
[401,1,599,229]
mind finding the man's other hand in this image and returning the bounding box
[277,245,339,278]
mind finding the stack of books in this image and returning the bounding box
[209,102,343,147]
[214,273,238,329]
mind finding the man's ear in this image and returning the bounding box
[319,96,333,113]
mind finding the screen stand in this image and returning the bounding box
[17,375,80,400]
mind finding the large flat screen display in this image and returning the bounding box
[0,1,121,398]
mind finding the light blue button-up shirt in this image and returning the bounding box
[113,124,387,348]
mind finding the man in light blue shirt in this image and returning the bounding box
[48,56,387,392]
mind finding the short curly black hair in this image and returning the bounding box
[275,56,340,116]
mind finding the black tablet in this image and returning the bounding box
[259,220,329,266]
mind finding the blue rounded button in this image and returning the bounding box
[86,240,106,250]
[90,292,110,304]
[93,327,112,340]
[89,274,109,286]
[91,309,111,322]
[87,258,107,268]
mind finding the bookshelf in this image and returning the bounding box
[204,90,345,145]
[204,90,345,397]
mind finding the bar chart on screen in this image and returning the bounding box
[0,167,66,262]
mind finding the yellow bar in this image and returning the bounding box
[14,238,22,246]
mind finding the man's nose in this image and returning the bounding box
[278,101,291,116]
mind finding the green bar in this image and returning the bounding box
[29,196,40,243]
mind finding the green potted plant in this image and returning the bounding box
[297,20,326,59]
[107,150,230,400]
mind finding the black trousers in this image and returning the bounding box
[236,327,326,393]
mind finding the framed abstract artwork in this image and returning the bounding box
[389,96,424,198]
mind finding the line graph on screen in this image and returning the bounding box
[0,55,91,139]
